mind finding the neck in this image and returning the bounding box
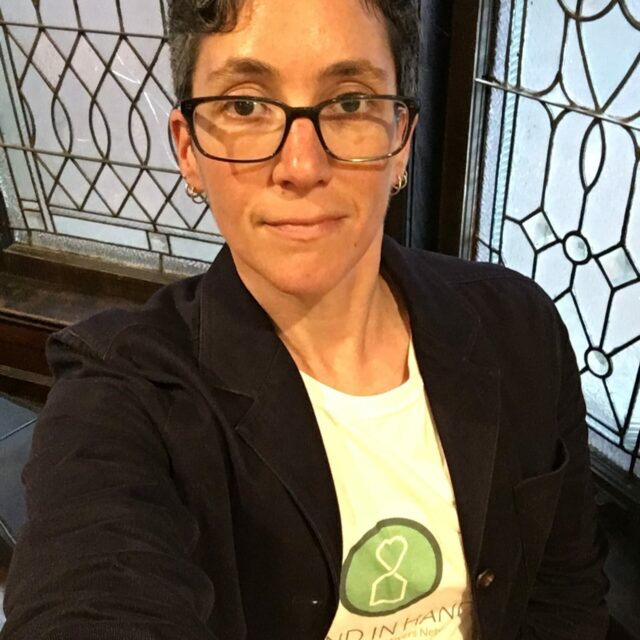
[234,243,411,395]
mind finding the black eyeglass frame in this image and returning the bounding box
[179,94,420,164]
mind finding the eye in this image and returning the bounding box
[230,100,257,116]
[338,97,364,113]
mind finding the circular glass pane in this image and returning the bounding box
[563,232,591,264]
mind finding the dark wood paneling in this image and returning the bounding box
[0,244,173,302]
[436,0,484,256]
[0,316,52,377]
[0,244,171,404]
[407,0,454,251]
[0,314,56,404]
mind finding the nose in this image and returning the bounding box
[271,117,331,192]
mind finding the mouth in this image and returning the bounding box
[262,215,345,241]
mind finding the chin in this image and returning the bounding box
[264,266,341,299]
[230,231,381,300]
[250,250,348,298]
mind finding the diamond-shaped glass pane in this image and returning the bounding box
[473,0,640,474]
[0,0,222,276]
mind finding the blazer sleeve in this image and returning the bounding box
[0,329,217,640]
[519,313,609,639]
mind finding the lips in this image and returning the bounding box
[263,215,345,240]
[265,215,343,226]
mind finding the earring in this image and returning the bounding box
[185,183,207,205]
[391,170,408,196]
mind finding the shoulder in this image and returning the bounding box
[404,244,537,287]
[388,242,567,365]
[48,273,206,369]
[397,243,557,316]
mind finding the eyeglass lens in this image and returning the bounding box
[191,97,410,161]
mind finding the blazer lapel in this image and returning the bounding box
[198,240,502,589]
[235,345,343,587]
[382,238,502,577]
[415,347,501,576]
[198,246,342,591]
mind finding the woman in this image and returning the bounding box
[0,1,607,639]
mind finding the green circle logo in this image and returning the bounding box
[340,518,443,617]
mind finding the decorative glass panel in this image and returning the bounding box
[471,0,640,475]
[0,0,223,274]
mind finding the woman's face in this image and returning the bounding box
[171,0,415,299]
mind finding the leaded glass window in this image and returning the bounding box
[468,0,640,475]
[0,0,222,275]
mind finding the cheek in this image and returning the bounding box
[350,169,394,221]
[199,164,266,232]
[197,156,394,240]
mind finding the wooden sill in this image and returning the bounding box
[0,244,176,404]
[1,244,176,308]
[592,449,640,513]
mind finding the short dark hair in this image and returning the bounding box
[167,0,419,101]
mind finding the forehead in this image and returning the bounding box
[192,0,396,92]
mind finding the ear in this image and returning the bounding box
[392,114,420,180]
[169,108,204,192]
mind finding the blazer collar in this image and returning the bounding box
[381,238,502,575]
[197,237,494,390]
[198,243,281,398]
[197,238,501,584]
[197,245,344,590]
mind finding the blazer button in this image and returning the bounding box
[476,569,495,589]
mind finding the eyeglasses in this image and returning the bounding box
[179,94,419,163]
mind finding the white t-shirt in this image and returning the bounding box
[301,341,474,640]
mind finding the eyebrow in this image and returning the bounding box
[207,58,280,84]
[206,57,390,87]
[318,59,390,85]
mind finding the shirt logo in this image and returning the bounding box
[340,518,443,616]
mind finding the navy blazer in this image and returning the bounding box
[1,238,608,639]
